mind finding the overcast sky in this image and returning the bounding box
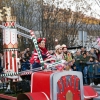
[44,0,100,19]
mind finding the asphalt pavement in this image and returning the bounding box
[92,85,100,100]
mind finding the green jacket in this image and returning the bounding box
[74,55,82,65]
[80,56,89,69]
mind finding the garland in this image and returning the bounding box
[12,54,16,58]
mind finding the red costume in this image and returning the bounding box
[30,38,51,68]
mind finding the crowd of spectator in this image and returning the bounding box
[16,43,100,85]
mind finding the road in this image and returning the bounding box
[93,85,100,100]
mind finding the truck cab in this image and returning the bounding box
[17,70,98,100]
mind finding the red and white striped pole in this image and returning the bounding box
[3,17,18,78]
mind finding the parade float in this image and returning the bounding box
[0,7,98,100]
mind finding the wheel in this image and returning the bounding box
[17,92,49,100]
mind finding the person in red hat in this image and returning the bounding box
[30,38,52,68]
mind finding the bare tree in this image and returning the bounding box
[0,0,100,50]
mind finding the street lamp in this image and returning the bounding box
[55,38,58,45]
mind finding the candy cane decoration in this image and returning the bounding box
[30,30,44,67]
[46,60,62,69]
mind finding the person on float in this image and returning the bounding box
[62,44,73,62]
[53,44,64,60]
[30,38,54,68]
[62,44,68,60]
[62,44,76,71]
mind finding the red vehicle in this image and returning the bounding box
[17,70,98,100]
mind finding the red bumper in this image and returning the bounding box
[84,85,98,100]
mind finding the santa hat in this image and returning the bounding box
[62,44,67,49]
[55,44,61,50]
[37,38,46,43]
